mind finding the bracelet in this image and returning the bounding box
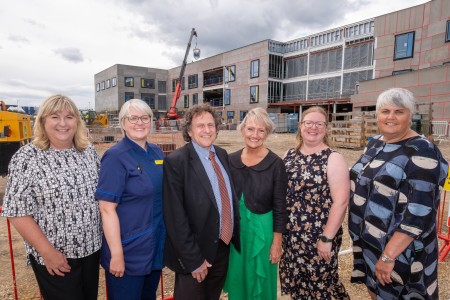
[381,252,396,263]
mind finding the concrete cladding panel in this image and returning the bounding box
[419,66,447,85]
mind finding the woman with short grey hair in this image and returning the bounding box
[349,88,448,299]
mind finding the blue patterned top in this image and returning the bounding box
[349,135,448,299]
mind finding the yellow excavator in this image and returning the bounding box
[0,100,33,176]
[80,109,109,126]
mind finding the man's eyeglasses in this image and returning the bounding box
[126,115,151,124]
[301,120,327,129]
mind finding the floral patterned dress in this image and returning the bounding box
[279,148,349,300]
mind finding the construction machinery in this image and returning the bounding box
[0,100,33,176]
[166,28,200,120]
[80,109,109,126]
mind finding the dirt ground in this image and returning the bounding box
[1,130,449,299]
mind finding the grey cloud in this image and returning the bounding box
[53,47,84,63]
[24,18,46,29]
[112,0,354,65]
[8,35,30,44]
[1,79,92,107]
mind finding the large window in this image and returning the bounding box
[184,95,189,108]
[125,92,134,101]
[141,93,155,109]
[227,111,234,121]
[269,55,283,79]
[188,74,198,89]
[268,81,282,103]
[344,42,374,69]
[284,55,308,78]
[309,48,342,75]
[446,20,450,42]
[141,78,155,89]
[250,85,259,103]
[394,32,415,60]
[158,81,166,93]
[250,59,260,78]
[224,65,236,82]
[125,77,134,87]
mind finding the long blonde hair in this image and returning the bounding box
[295,106,331,150]
[33,94,89,151]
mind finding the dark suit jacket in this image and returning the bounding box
[163,142,240,274]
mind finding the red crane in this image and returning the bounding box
[166,28,199,119]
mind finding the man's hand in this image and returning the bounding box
[191,260,212,283]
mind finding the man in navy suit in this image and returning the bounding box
[163,104,240,300]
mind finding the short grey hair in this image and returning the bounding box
[376,88,415,117]
[119,99,153,135]
[237,107,275,135]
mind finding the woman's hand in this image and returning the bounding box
[109,254,125,277]
[317,240,332,262]
[375,259,394,285]
[270,233,283,264]
[41,247,71,276]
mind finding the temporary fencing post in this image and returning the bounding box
[0,206,19,300]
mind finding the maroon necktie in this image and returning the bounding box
[209,151,232,245]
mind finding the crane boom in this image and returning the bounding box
[167,28,198,119]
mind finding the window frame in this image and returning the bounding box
[106,79,111,89]
[446,20,450,43]
[124,77,134,87]
[112,77,117,87]
[124,92,134,101]
[141,93,155,109]
[250,59,260,78]
[96,83,100,92]
[101,81,105,90]
[224,65,236,82]
[193,93,198,105]
[188,74,198,89]
[224,89,231,105]
[250,85,259,103]
[184,94,189,108]
[141,78,155,89]
[394,31,415,60]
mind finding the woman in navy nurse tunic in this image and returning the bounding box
[95,99,165,300]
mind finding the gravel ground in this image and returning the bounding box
[1,130,449,299]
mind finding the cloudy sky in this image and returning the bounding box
[0,0,428,109]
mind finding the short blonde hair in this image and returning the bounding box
[33,94,89,151]
[237,107,274,135]
[295,106,331,150]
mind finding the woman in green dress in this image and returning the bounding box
[224,107,287,299]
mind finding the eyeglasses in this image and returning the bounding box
[126,115,151,124]
[302,120,327,129]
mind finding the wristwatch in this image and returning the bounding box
[319,235,333,243]
[381,252,396,263]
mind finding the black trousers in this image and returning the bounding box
[174,241,230,300]
[29,251,100,300]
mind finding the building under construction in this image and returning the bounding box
[95,0,450,128]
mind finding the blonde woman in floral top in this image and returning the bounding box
[279,106,349,299]
[1,95,101,300]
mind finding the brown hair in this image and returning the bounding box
[295,106,331,150]
[33,94,89,151]
[182,104,221,142]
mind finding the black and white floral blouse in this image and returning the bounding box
[1,143,102,265]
